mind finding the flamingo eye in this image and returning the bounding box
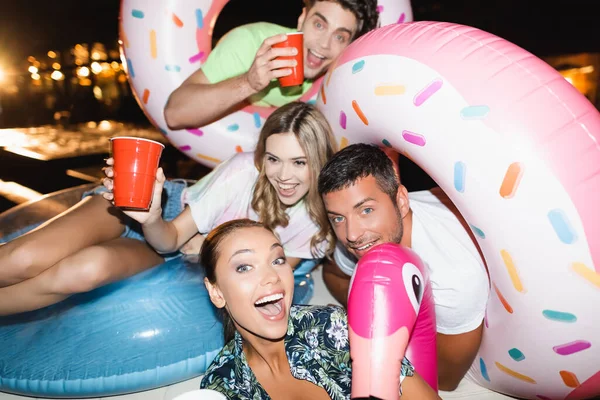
[402,262,424,314]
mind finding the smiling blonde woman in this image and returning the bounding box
[0,101,336,315]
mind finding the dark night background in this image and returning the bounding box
[1,0,598,128]
[0,0,598,63]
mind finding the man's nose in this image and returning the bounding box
[318,32,332,50]
[345,218,363,243]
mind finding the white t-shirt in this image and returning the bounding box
[333,188,490,335]
[182,152,325,259]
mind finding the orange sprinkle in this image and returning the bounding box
[352,100,368,125]
[495,362,536,384]
[150,30,157,59]
[196,154,221,164]
[320,85,327,104]
[172,13,184,27]
[499,162,523,199]
[493,283,513,313]
[560,370,580,388]
[142,89,150,104]
[571,262,600,288]
[340,136,349,149]
[235,145,243,153]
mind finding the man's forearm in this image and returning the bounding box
[322,269,350,308]
[164,74,256,130]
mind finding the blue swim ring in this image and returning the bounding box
[0,184,316,397]
[0,256,224,398]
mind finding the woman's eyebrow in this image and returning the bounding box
[229,248,253,262]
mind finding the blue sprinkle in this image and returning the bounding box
[460,105,490,120]
[352,60,365,74]
[543,310,577,323]
[131,9,144,19]
[165,65,181,72]
[548,209,577,244]
[126,59,135,78]
[381,139,392,147]
[454,161,466,193]
[508,348,525,362]
[195,9,204,29]
[227,124,239,132]
[307,99,317,105]
[480,358,490,382]
[159,128,168,136]
[253,112,261,128]
[470,224,485,239]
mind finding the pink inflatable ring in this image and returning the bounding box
[118,0,413,167]
[319,21,600,400]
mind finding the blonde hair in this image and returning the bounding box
[252,102,337,257]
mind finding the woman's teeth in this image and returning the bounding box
[255,294,285,318]
[278,183,296,190]
[255,293,284,306]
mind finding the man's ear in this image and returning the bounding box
[297,7,307,31]
[204,277,226,308]
[396,184,410,219]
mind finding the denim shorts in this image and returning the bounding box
[83,180,320,302]
[82,180,188,259]
[292,258,319,304]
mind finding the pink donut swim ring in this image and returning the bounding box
[319,21,600,400]
[118,0,412,167]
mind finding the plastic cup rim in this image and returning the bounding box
[110,136,165,149]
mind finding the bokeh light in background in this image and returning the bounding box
[0,0,597,130]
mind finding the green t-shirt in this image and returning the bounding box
[202,22,313,107]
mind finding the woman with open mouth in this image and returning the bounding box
[199,219,440,399]
[0,101,335,315]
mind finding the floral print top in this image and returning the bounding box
[200,305,415,399]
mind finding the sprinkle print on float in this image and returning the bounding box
[120,0,319,167]
[119,0,412,168]
[317,22,600,400]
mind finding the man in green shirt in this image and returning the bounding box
[164,0,379,130]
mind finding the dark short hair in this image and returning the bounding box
[304,0,380,39]
[318,143,398,201]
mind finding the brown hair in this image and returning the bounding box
[201,219,268,343]
[252,101,337,257]
[303,0,380,40]
[318,143,399,203]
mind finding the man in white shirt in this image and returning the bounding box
[318,143,490,391]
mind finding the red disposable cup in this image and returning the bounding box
[272,32,304,87]
[110,136,165,210]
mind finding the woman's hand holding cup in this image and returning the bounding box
[102,157,165,225]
